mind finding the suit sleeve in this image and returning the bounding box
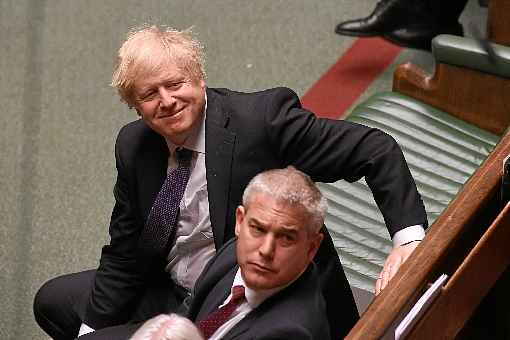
[83,127,148,329]
[264,87,427,235]
[255,328,316,340]
[262,87,427,339]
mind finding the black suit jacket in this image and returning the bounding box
[84,87,427,338]
[188,238,331,340]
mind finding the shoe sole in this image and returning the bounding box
[382,33,431,51]
[334,28,383,37]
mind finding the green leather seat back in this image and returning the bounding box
[433,34,510,79]
[321,92,500,291]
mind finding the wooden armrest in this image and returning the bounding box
[389,0,510,142]
[393,62,510,136]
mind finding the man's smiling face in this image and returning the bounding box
[133,63,206,146]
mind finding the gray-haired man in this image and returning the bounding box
[188,167,330,340]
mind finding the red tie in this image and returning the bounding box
[197,285,246,339]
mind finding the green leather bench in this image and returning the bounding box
[322,34,509,292]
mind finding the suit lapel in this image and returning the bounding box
[220,286,280,340]
[205,88,236,250]
[221,312,254,340]
[222,265,314,340]
[137,125,169,224]
[221,286,288,340]
[197,264,238,320]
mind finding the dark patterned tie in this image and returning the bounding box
[140,148,193,257]
[197,285,246,339]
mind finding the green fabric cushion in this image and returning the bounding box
[322,92,500,291]
[432,34,510,78]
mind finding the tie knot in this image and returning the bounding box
[231,285,245,304]
[176,147,192,163]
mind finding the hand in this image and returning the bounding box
[375,241,420,295]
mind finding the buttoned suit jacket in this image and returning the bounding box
[84,87,428,339]
[188,238,331,340]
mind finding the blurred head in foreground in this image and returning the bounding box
[130,314,204,340]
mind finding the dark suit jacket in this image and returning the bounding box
[84,87,427,338]
[188,238,331,340]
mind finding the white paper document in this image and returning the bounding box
[395,273,448,340]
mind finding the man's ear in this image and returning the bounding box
[307,232,324,262]
[234,205,245,237]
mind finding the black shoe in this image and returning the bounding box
[383,22,464,51]
[334,0,430,37]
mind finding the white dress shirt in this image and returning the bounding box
[164,105,216,290]
[209,269,286,340]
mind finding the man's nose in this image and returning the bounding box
[158,87,176,109]
[258,235,275,260]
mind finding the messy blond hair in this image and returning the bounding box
[111,25,205,107]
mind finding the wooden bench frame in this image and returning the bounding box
[346,0,510,337]
[347,132,510,339]
[407,202,510,338]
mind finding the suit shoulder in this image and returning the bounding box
[194,238,237,285]
[114,119,166,165]
[208,86,299,102]
[117,119,151,141]
[251,265,329,338]
[202,238,237,276]
[116,119,163,147]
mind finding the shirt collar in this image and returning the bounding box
[165,92,207,155]
[232,268,287,310]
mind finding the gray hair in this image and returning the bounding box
[130,314,204,340]
[242,166,327,233]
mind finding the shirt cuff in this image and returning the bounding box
[78,323,95,337]
[392,224,425,247]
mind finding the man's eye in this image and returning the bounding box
[250,224,264,234]
[166,81,184,90]
[280,234,296,246]
[139,92,156,101]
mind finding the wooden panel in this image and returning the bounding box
[407,203,510,339]
[393,62,510,136]
[488,0,510,46]
[345,133,510,340]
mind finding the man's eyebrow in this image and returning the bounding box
[279,226,299,234]
[247,217,263,226]
[135,84,155,95]
[137,76,183,92]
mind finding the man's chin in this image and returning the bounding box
[156,124,192,144]
[243,272,278,290]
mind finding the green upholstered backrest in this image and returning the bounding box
[321,92,500,291]
[432,34,510,78]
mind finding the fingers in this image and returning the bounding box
[375,265,392,296]
[388,257,401,279]
[375,257,403,295]
[374,241,421,296]
[375,276,382,295]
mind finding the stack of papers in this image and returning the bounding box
[395,274,448,340]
